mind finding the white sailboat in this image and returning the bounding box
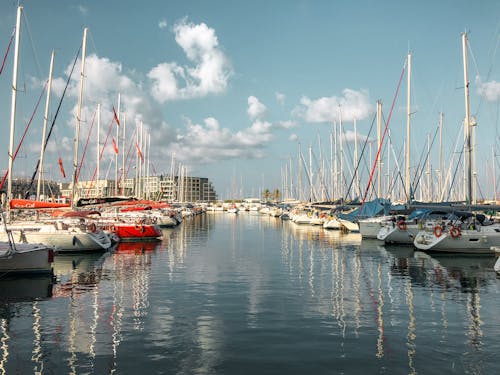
[413,32,499,254]
[0,6,54,275]
[3,26,112,253]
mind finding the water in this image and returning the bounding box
[1,213,500,374]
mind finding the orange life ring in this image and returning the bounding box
[450,226,461,238]
[433,225,443,237]
[397,220,407,231]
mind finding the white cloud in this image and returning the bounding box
[297,89,373,123]
[148,19,233,102]
[289,133,298,141]
[77,5,88,16]
[158,19,167,29]
[162,117,274,164]
[247,96,267,119]
[342,130,370,143]
[477,79,500,102]
[276,120,296,129]
[276,92,285,105]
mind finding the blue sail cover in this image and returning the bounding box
[337,198,393,222]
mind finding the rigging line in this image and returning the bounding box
[386,131,406,200]
[411,125,439,196]
[344,111,377,200]
[118,127,138,184]
[361,60,407,208]
[23,44,82,196]
[439,120,464,201]
[467,37,487,116]
[21,10,43,80]
[0,29,14,76]
[86,115,117,192]
[77,109,97,182]
[446,142,466,202]
[0,80,47,191]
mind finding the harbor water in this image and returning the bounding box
[1,212,500,374]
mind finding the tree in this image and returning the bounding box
[273,189,281,202]
[262,188,271,201]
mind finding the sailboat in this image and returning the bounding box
[413,32,500,254]
[0,6,55,274]
[1,25,112,253]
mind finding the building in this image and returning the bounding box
[60,175,218,203]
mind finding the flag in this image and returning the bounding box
[135,142,144,163]
[112,137,119,154]
[58,157,66,178]
[112,106,120,126]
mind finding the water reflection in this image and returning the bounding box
[0,215,499,374]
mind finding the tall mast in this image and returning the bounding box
[339,107,344,199]
[121,113,126,195]
[37,50,55,201]
[7,6,22,222]
[438,112,443,201]
[462,32,473,204]
[115,93,120,195]
[308,144,313,202]
[354,116,360,197]
[96,103,101,196]
[426,132,431,201]
[405,52,412,202]
[146,132,151,200]
[493,145,497,202]
[376,100,382,197]
[71,27,88,209]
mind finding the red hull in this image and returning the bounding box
[10,199,70,209]
[113,224,162,241]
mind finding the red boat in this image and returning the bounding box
[10,199,70,209]
[105,222,162,242]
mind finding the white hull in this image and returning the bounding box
[337,218,359,232]
[323,217,340,230]
[377,225,419,244]
[0,243,53,274]
[414,226,500,254]
[358,216,393,239]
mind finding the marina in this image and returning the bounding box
[1,212,500,374]
[1,2,500,373]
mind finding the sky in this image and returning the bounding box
[1,0,500,201]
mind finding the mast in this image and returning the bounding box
[115,93,120,195]
[71,27,88,209]
[427,132,431,201]
[462,32,473,204]
[37,50,55,201]
[298,142,302,201]
[438,112,443,201]
[121,113,126,195]
[96,103,100,195]
[7,6,22,222]
[308,144,313,202]
[354,116,360,198]
[146,132,150,200]
[405,52,412,202]
[339,107,344,199]
[493,145,497,202]
[376,100,382,197]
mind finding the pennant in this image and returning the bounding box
[112,137,119,154]
[58,157,66,178]
[112,106,120,126]
[135,142,144,163]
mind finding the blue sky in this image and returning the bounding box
[1,0,500,201]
